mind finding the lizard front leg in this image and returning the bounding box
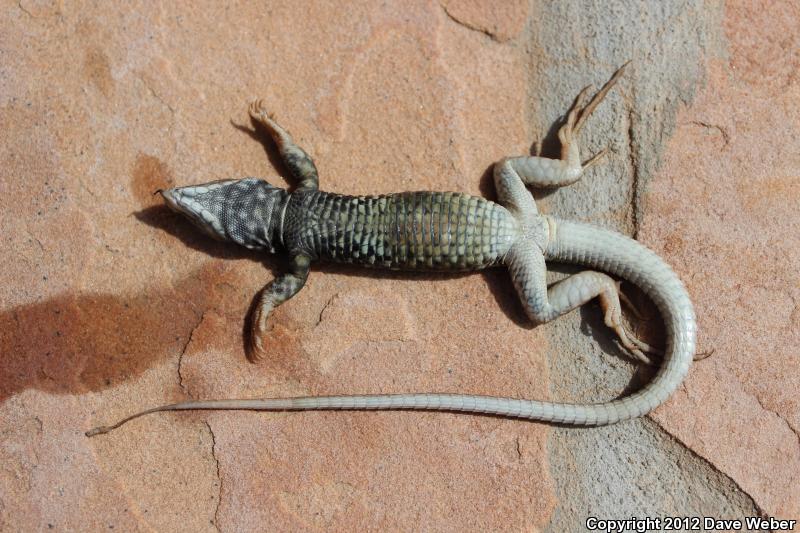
[249,100,319,191]
[249,253,311,361]
[246,100,318,360]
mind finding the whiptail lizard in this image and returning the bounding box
[87,63,696,436]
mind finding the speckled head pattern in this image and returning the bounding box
[161,178,288,252]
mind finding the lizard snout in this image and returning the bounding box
[159,187,179,209]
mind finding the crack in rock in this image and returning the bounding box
[204,421,223,533]
[751,393,800,449]
[177,311,206,396]
[440,3,498,41]
[689,120,730,147]
[315,293,340,327]
[138,75,177,115]
[626,105,641,239]
[649,417,768,518]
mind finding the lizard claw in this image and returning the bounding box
[581,148,608,171]
[249,99,265,120]
[557,85,591,146]
[608,321,656,365]
[599,291,661,365]
[249,98,277,122]
[693,347,714,361]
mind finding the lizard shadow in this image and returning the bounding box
[0,261,249,405]
[134,204,531,360]
[134,205,278,267]
[0,148,281,406]
[577,298,661,396]
[231,119,294,185]
[536,261,662,394]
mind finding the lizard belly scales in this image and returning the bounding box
[283,190,518,270]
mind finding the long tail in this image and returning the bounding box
[87,219,694,436]
[540,218,696,423]
[86,394,596,436]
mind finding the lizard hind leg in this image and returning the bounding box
[496,62,629,189]
[595,288,659,365]
[505,240,657,365]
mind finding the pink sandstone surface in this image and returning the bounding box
[0,1,796,530]
[647,1,800,517]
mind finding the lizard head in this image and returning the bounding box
[160,178,289,252]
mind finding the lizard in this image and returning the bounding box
[86,63,696,436]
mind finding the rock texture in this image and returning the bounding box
[647,1,800,517]
[1,0,797,530]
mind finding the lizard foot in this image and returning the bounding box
[611,323,661,365]
[248,98,272,123]
[247,303,270,362]
[557,61,630,172]
[502,62,630,190]
[598,288,660,365]
[573,60,630,134]
[247,264,310,363]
